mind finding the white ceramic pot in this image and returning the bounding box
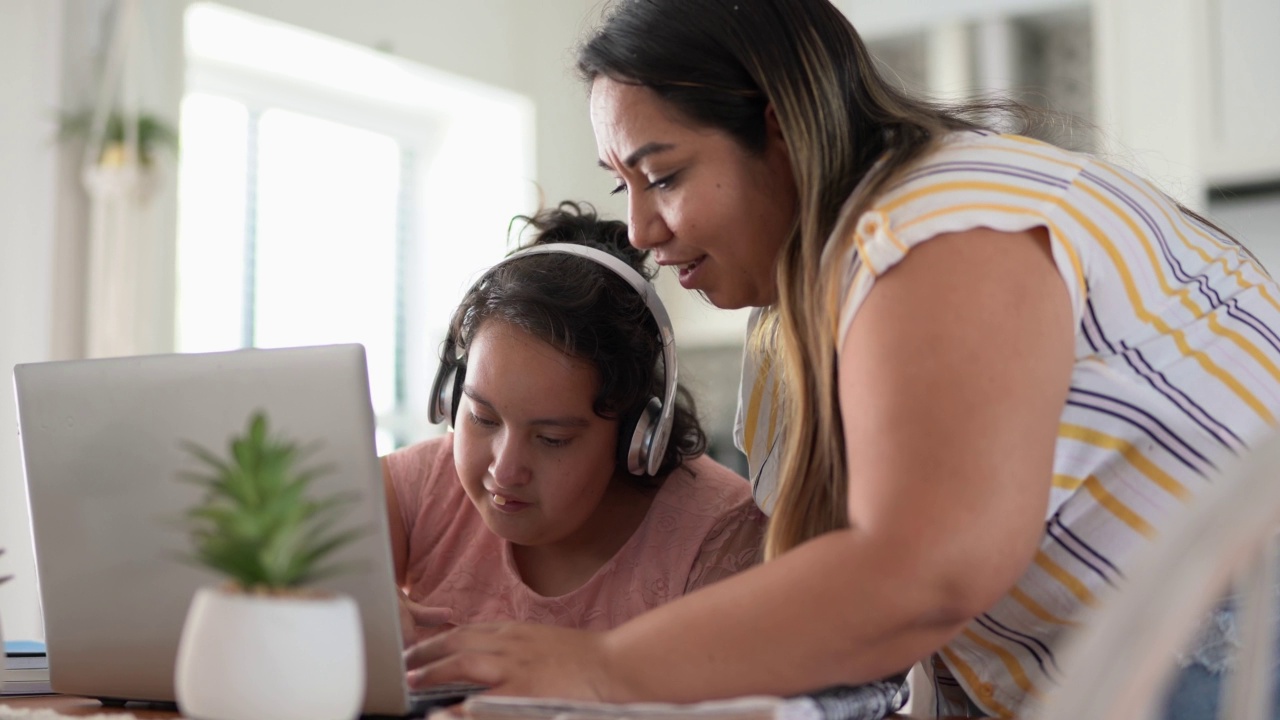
[175,587,365,720]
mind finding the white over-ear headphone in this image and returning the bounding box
[427,243,679,477]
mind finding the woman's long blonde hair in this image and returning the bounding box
[578,0,1031,558]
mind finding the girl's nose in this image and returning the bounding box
[489,432,531,488]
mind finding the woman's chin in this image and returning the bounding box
[704,290,760,311]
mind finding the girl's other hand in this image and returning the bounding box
[398,588,456,647]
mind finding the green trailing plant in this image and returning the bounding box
[57,109,179,167]
[180,412,361,594]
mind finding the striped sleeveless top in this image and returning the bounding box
[734,131,1280,717]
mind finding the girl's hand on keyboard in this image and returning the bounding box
[398,588,456,647]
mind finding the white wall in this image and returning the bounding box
[0,0,65,641]
[840,0,1086,38]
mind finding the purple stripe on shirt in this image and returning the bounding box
[1048,515,1124,578]
[1119,341,1245,451]
[892,160,1072,194]
[1045,522,1117,588]
[973,615,1056,679]
[1081,170,1280,359]
[1084,297,1119,355]
[1067,389,1215,474]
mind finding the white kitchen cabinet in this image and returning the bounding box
[1200,0,1280,187]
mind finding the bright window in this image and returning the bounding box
[177,3,535,451]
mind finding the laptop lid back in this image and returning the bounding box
[14,344,411,715]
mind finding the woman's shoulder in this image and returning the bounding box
[930,130,1086,167]
[857,130,1091,251]
[835,131,1096,344]
[879,130,1088,203]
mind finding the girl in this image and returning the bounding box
[384,202,765,644]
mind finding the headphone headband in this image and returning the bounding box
[429,243,679,477]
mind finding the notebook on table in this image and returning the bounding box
[13,344,482,716]
[3,643,51,697]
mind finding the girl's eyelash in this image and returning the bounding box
[610,183,628,196]
[468,412,570,447]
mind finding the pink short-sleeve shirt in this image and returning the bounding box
[385,436,765,630]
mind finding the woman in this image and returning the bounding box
[405,2,1280,717]
[386,202,765,644]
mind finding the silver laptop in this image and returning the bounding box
[13,344,473,715]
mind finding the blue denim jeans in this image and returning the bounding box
[1158,598,1280,720]
[1160,661,1280,720]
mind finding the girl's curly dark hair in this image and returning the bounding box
[447,201,707,485]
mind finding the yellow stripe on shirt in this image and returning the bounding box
[890,202,1087,302]
[878,172,1278,421]
[1008,586,1079,627]
[962,628,1044,700]
[1033,551,1098,607]
[1059,424,1191,501]
[1082,475,1158,539]
[1101,164,1280,315]
[1055,200,1277,425]
[941,647,1017,719]
[1052,474,1084,491]
[742,351,772,461]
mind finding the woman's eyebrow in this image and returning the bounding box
[598,141,676,170]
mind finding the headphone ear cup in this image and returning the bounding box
[619,396,663,476]
[447,363,466,426]
[429,360,466,427]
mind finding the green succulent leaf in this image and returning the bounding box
[179,411,363,591]
[56,109,180,165]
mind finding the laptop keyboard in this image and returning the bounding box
[408,682,488,712]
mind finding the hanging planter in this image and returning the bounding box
[80,161,160,205]
[53,0,180,359]
[56,110,175,356]
[57,109,179,169]
[59,109,175,204]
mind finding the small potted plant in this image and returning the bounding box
[173,412,366,720]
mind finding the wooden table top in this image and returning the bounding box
[2,695,182,718]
